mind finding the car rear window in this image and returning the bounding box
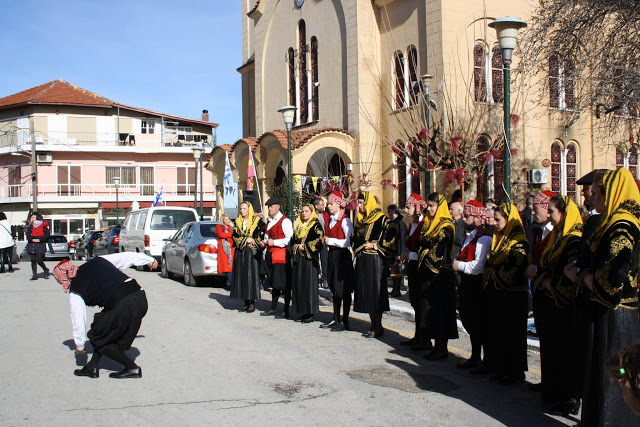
[199,224,217,237]
[150,210,197,230]
[50,236,67,243]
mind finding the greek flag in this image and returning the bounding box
[224,151,233,190]
[152,186,164,207]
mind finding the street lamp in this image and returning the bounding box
[421,74,433,198]
[113,176,120,225]
[192,145,203,217]
[278,105,297,218]
[192,144,204,219]
[489,17,527,200]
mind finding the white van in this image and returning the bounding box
[119,207,199,261]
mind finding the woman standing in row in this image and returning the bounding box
[290,204,324,323]
[231,202,265,313]
[216,214,235,290]
[352,192,397,338]
[483,203,529,385]
[26,213,50,280]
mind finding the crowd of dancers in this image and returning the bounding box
[227,167,640,425]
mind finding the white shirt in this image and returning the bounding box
[326,212,353,248]
[541,221,553,241]
[100,252,156,271]
[407,215,424,261]
[456,229,492,276]
[266,211,293,247]
[0,219,13,249]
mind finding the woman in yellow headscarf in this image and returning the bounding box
[415,193,457,360]
[565,168,640,426]
[290,203,324,323]
[352,192,397,338]
[532,195,582,415]
[483,202,529,385]
[231,201,266,313]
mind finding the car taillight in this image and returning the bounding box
[68,242,76,248]
[90,239,96,244]
[113,236,119,244]
[144,235,150,247]
[198,244,217,254]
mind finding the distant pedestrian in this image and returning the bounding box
[0,212,14,273]
[216,214,235,290]
[26,213,50,280]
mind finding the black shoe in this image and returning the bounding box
[342,319,350,331]
[319,320,337,329]
[239,306,249,312]
[470,365,490,375]
[411,342,433,352]
[299,316,314,323]
[109,367,142,379]
[399,338,417,346]
[549,398,580,416]
[74,366,99,378]
[260,309,277,316]
[363,331,375,338]
[425,349,449,361]
[389,291,402,298]
[246,305,256,313]
[44,270,50,279]
[330,322,345,332]
[275,312,290,319]
[528,382,543,392]
[457,359,481,369]
[30,275,38,281]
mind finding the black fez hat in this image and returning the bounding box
[265,197,281,206]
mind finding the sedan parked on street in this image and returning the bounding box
[161,221,225,286]
[93,225,121,256]
[75,230,103,260]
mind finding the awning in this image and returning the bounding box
[5,209,30,226]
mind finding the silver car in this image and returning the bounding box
[160,221,226,286]
[20,234,71,261]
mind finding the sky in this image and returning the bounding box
[0,0,242,146]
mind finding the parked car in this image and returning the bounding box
[75,230,103,260]
[20,234,70,261]
[119,207,198,264]
[93,225,121,256]
[161,221,225,286]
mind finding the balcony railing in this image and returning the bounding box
[0,182,217,201]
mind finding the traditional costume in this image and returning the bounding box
[579,168,640,426]
[483,203,530,384]
[533,196,583,413]
[231,203,265,312]
[455,200,492,369]
[417,193,457,360]
[352,192,397,337]
[216,223,235,287]
[290,206,324,322]
[320,191,354,331]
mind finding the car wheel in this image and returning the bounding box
[184,259,197,287]
[161,255,173,279]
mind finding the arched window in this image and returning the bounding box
[549,55,560,109]
[298,20,308,124]
[491,46,503,104]
[474,44,487,102]
[564,58,575,110]
[476,137,490,202]
[407,46,419,106]
[411,145,421,195]
[394,51,405,109]
[630,149,638,177]
[288,48,296,123]
[310,36,319,121]
[616,146,638,177]
[551,141,562,194]
[549,55,576,111]
[566,142,577,201]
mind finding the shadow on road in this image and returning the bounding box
[61,339,141,370]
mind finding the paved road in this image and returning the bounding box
[0,259,576,426]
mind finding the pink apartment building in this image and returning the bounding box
[0,80,217,240]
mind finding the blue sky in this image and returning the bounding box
[0,1,242,145]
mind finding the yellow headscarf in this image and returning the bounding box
[294,204,319,240]
[235,201,260,236]
[589,167,640,251]
[420,193,455,242]
[355,192,384,227]
[487,203,528,265]
[540,196,583,268]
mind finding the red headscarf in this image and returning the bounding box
[53,259,79,293]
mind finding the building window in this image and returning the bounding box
[298,20,308,124]
[474,44,487,103]
[58,165,81,196]
[106,166,136,187]
[394,51,405,109]
[141,120,155,134]
[476,137,504,202]
[551,141,562,194]
[310,37,319,121]
[617,146,638,177]
[8,166,21,197]
[288,47,296,124]
[491,46,504,104]
[396,144,407,209]
[140,167,154,196]
[549,55,576,110]
[177,167,196,195]
[476,137,489,203]
[410,146,421,195]
[407,46,419,106]
[566,142,577,201]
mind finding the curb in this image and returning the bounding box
[318,287,540,351]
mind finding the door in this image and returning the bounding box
[174,224,193,271]
[165,226,185,273]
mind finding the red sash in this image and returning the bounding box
[405,218,425,252]
[326,214,346,239]
[267,215,287,264]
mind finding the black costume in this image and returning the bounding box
[290,218,323,319]
[231,215,265,310]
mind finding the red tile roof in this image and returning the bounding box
[247,0,261,17]
[256,127,354,150]
[0,79,218,127]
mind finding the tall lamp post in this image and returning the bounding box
[192,144,204,219]
[489,17,527,200]
[278,106,297,218]
[113,176,120,225]
[421,74,433,198]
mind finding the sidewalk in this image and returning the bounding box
[318,285,541,351]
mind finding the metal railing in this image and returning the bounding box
[0,130,209,148]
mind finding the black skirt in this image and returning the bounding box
[264,252,290,291]
[353,253,389,314]
[230,246,261,301]
[327,247,353,298]
[88,290,148,352]
[425,268,459,340]
[458,272,487,344]
[292,256,319,315]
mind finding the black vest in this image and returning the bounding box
[69,257,130,307]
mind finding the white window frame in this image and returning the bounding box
[141,120,155,134]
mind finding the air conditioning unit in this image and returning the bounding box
[527,169,548,184]
[36,152,53,163]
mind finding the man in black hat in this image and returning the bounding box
[260,197,294,318]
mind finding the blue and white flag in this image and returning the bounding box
[152,186,164,207]
[223,152,233,190]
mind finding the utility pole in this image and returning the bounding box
[29,120,38,213]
